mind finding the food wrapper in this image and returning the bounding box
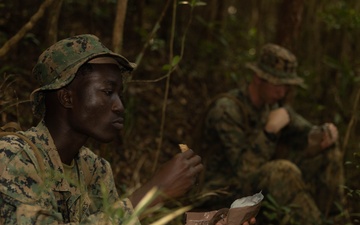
[185,192,263,225]
[185,211,219,225]
[227,191,263,224]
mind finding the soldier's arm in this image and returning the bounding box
[280,105,323,154]
[206,98,277,176]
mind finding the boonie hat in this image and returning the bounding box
[31,34,136,118]
[245,43,304,86]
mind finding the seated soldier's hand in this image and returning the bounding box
[215,217,256,225]
[265,107,290,134]
[307,123,339,156]
[242,217,256,225]
[320,123,338,149]
[150,149,203,199]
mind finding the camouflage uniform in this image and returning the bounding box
[0,35,139,224]
[0,121,137,224]
[200,44,344,224]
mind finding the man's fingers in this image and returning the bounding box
[193,163,204,174]
[188,154,202,165]
[322,123,338,142]
[250,217,256,224]
[180,148,196,159]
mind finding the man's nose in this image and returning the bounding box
[112,95,124,114]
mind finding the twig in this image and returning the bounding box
[0,0,54,58]
[132,0,173,72]
[342,87,360,152]
[152,1,196,172]
[152,0,178,173]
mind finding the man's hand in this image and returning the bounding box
[129,149,203,207]
[215,217,256,225]
[306,123,339,157]
[242,217,256,225]
[320,123,338,149]
[265,107,290,134]
[151,149,203,198]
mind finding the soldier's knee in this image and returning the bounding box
[328,145,343,161]
[267,159,302,176]
[257,160,304,191]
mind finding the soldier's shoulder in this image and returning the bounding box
[0,133,29,157]
[208,89,248,117]
[0,133,33,176]
[213,89,246,105]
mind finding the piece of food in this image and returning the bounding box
[179,144,189,152]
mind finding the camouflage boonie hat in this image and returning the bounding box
[30,34,136,118]
[245,43,304,86]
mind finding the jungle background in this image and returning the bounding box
[1,0,360,224]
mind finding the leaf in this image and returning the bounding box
[171,55,181,67]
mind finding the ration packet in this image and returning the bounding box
[185,191,263,225]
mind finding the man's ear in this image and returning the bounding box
[57,89,73,108]
[253,74,267,85]
[253,74,263,85]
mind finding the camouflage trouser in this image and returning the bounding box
[294,144,345,215]
[247,145,344,224]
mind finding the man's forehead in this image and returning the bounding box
[88,57,120,65]
[72,63,124,86]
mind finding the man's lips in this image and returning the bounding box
[112,119,124,130]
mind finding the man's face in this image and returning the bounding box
[67,64,125,142]
[258,77,290,105]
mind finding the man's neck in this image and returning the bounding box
[45,118,87,165]
[248,81,263,108]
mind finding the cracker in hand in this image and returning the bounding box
[179,144,189,153]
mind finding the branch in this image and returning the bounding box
[342,87,360,152]
[112,0,128,54]
[152,1,196,172]
[0,0,54,58]
[133,0,173,71]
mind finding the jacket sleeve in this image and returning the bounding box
[279,105,313,152]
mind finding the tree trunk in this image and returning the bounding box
[275,0,304,51]
[112,0,128,53]
[45,0,64,46]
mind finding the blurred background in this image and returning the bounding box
[1,0,360,224]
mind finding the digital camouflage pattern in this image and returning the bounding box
[200,83,344,224]
[0,121,139,225]
[31,34,135,118]
[245,43,304,86]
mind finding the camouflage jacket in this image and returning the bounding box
[0,121,139,225]
[202,83,313,192]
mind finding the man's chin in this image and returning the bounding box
[269,98,283,105]
[94,134,118,143]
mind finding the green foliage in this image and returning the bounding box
[261,194,301,225]
[179,0,207,7]
[162,55,181,71]
[320,1,360,30]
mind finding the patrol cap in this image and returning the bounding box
[31,34,136,118]
[245,43,304,86]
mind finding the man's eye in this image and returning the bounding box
[103,90,113,96]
